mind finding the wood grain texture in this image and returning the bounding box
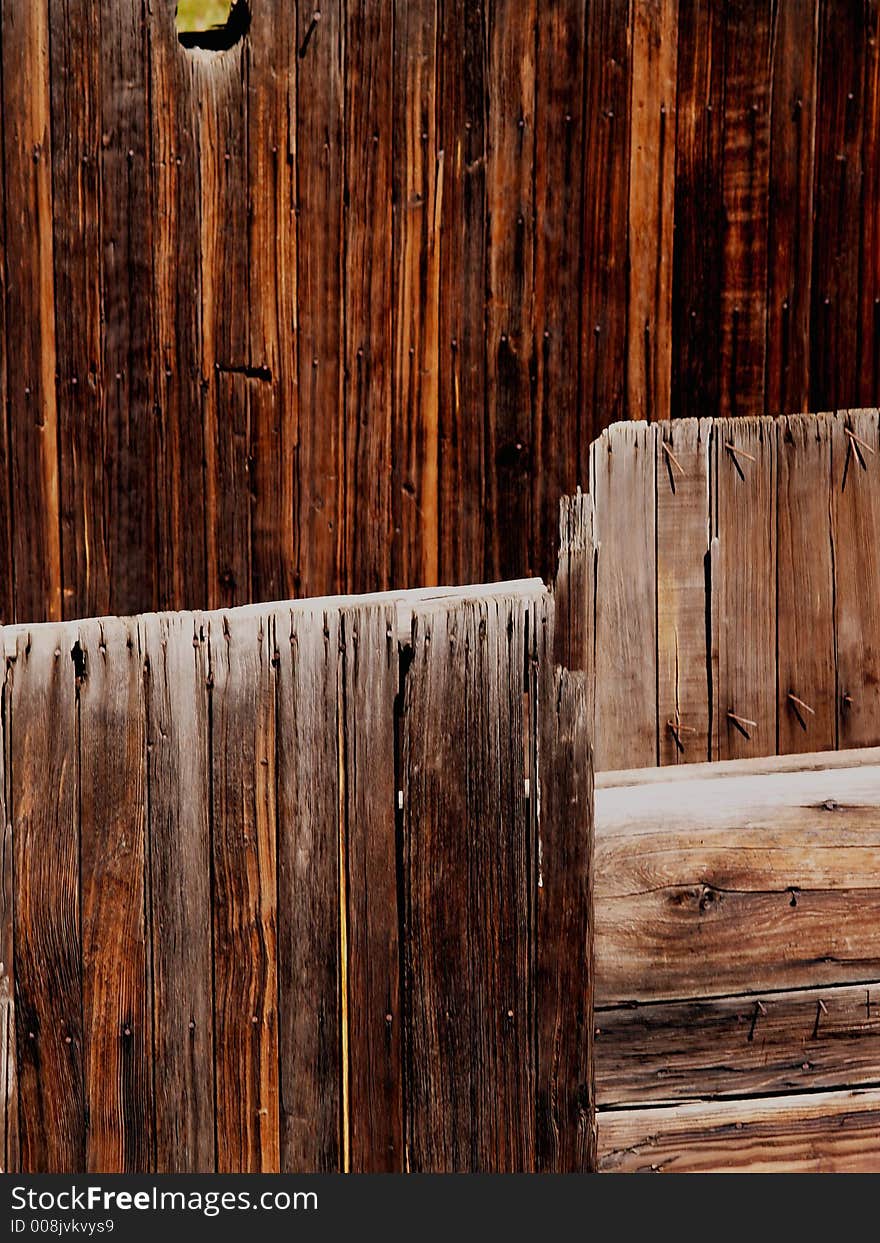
[596,981,880,1107]
[711,417,777,759]
[10,627,82,1171]
[142,612,214,1172]
[342,605,402,1172]
[403,597,532,1171]
[592,423,657,771]
[765,0,818,414]
[0,656,16,1172]
[1,0,61,622]
[627,0,677,424]
[777,414,835,753]
[391,0,441,589]
[485,0,535,582]
[832,410,880,748]
[656,420,711,765]
[79,617,152,1171]
[598,1088,880,1173]
[596,758,880,1004]
[536,657,595,1172]
[209,609,279,1172]
[275,606,341,1173]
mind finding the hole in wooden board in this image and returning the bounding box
[177,0,250,50]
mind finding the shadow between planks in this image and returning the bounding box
[0,525,595,1174]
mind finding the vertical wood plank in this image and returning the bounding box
[150,10,207,612]
[535,654,595,1173]
[671,0,725,420]
[777,414,835,755]
[51,0,107,620]
[580,0,631,448]
[810,0,866,411]
[342,605,402,1172]
[345,0,393,593]
[832,410,880,749]
[554,492,595,679]
[533,0,586,578]
[79,616,152,1171]
[142,612,214,1172]
[198,53,251,610]
[485,0,536,581]
[247,2,297,604]
[276,606,342,1172]
[437,0,488,586]
[860,2,880,404]
[392,0,441,589]
[404,597,532,1171]
[656,420,712,765]
[99,0,156,616]
[627,0,678,423]
[11,628,82,1171]
[711,419,777,760]
[0,649,16,1171]
[2,0,62,621]
[718,0,773,419]
[296,0,345,599]
[591,423,657,771]
[766,0,818,415]
[210,610,279,1172]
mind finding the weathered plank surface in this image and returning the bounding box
[79,617,152,1171]
[596,754,880,1004]
[275,607,342,1173]
[598,1088,880,1173]
[712,417,777,759]
[403,597,533,1171]
[10,628,82,1172]
[592,423,657,770]
[777,414,835,753]
[656,420,711,765]
[832,410,880,748]
[209,610,279,1172]
[0,654,15,1172]
[596,981,880,1108]
[142,613,214,1173]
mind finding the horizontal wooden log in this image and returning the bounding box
[596,981,880,1107]
[596,752,880,1004]
[598,1088,880,1173]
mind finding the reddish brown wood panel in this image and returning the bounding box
[78,617,152,1172]
[10,628,82,1171]
[0,657,15,1173]
[209,610,279,1172]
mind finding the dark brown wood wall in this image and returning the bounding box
[0,568,595,1174]
[1,0,877,622]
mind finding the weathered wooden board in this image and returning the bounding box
[342,605,402,1172]
[598,1088,880,1173]
[142,613,214,1173]
[403,596,533,1171]
[596,754,880,1004]
[275,606,342,1173]
[656,420,711,764]
[592,423,657,770]
[0,650,15,1173]
[209,610,279,1172]
[832,410,880,748]
[777,414,835,753]
[596,981,880,1108]
[10,628,82,1172]
[711,417,777,760]
[79,617,152,1171]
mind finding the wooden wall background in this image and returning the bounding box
[0,567,594,1174]
[591,410,880,771]
[3,0,880,622]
